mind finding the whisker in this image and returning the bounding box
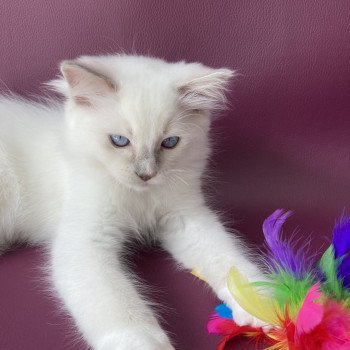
[172,174,189,186]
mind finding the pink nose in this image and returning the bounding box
[136,171,157,182]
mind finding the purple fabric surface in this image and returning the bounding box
[1,1,350,349]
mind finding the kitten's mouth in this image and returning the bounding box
[133,176,162,190]
[116,174,163,191]
[131,182,152,192]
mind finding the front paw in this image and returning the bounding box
[229,301,267,328]
[97,327,175,350]
[218,288,267,328]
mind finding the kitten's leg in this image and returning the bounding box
[0,145,20,251]
[159,205,265,327]
[51,228,174,350]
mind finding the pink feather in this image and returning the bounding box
[295,283,323,337]
[207,313,270,349]
[297,301,350,349]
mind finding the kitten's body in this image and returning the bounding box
[0,55,263,349]
[0,98,64,246]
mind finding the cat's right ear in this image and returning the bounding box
[178,67,235,114]
[49,61,117,107]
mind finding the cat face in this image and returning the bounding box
[51,55,234,191]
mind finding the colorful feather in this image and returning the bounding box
[296,300,350,349]
[332,213,350,259]
[253,270,314,319]
[319,246,344,299]
[190,269,208,283]
[264,308,296,350]
[207,313,267,350]
[254,211,314,317]
[295,284,323,337]
[263,210,311,278]
[339,256,350,290]
[207,210,350,350]
[332,214,350,291]
[215,304,233,319]
[227,267,279,325]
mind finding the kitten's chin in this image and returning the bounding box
[130,182,153,192]
[132,177,163,191]
[116,177,163,192]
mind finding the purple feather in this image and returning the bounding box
[338,255,350,289]
[332,213,350,289]
[332,213,350,259]
[263,209,309,278]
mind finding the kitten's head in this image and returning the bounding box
[50,55,234,191]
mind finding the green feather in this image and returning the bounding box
[318,245,349,300]
[253,269,314,319]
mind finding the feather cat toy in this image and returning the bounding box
[207,210,350,350]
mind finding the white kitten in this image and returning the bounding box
[0,55,263,350]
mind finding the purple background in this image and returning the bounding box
[1,1,350,349]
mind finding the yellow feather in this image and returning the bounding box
[265,341,289,350]
[190,269,208,283]
[227,267,279,325]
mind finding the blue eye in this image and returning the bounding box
[110,134,130,147]
[161,136,180,149]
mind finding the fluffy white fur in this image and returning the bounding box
[0,55,263,350]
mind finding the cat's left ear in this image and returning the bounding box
[178,68,235,113]
[58,61,117,107]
